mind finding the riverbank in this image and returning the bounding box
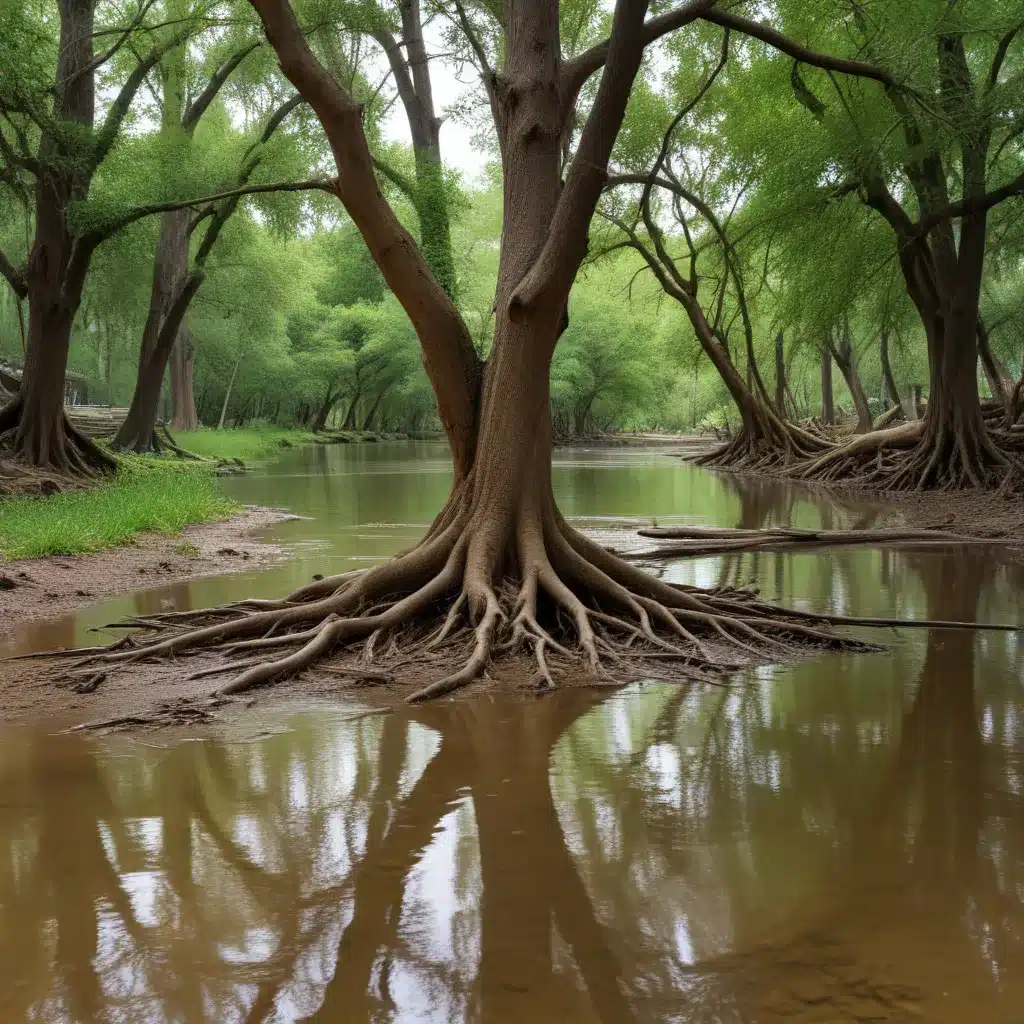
[0,505,292,645]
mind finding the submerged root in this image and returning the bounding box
[30,508,885,707]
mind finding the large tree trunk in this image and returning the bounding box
[169,327,200,430]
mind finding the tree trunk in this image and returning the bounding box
[342,392,361,431]
[820,347,834,424]
[113,256,202,452]
[879,328,901,410]
[773,331,786,415]
[312,388,337,432]
[360,388,387,432]
[0,0,113,473]
[828,325,873,434]
[170,327,200,430]
[218,354,242,430]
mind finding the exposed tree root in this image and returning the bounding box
[628,523,1017,559]
[25,503,883,704]
[0,393,117,476]
[782,418,1024,492]
[695,415,833,474]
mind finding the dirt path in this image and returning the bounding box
[0,506,294,644]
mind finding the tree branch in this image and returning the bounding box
[182,40,262,131]
[701,8,898,87]
[72,0,160,83]
[88,179,335,242]
[91,28,193,171]
[371,156,419,203]
[916,167,1024,234]
[988,21,1024,92]
[450,0,497,114]
[561,0,713,117]
[0,249,27,299]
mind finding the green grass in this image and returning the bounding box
[0,456,239,561]
[174,426,317,463]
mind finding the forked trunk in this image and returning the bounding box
[828,325,873,434]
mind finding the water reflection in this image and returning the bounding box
[2,548,1023,1022]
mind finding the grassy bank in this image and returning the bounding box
[0,457,238,561]
[173,426,317,463]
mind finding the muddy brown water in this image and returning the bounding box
[2,442,1023,1022]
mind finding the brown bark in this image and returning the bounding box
[820,346,834,424]
[169,327,199,430]
[827,323,873,434]
[879,327,901,410]
[773,331,786,414]
[0,0,113,473]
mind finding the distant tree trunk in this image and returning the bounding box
[361,388,387,432]
[976,319,1013,412]
[828,323,873,434]
[312,388,337,432]
[820,347,834,425]
[113,210,195,451]
[573,394,596,437]
[773,331,786,415]
[879,327,902,411]
[218,354,242,430]
[170,327,200,430]
[342,393,361,430]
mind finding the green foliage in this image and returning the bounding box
[0,459,237,560]
[175,427,318,463]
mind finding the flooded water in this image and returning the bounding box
[2,442,1024,1021]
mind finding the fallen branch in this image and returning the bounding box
[628,524,1016,559]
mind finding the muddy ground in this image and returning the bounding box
[0,506,294,644]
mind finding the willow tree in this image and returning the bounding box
[0,0,194,470]
[111,22,262,452]
[599,33,830,470]
[76,0,888,700]
[754,0,1024,489]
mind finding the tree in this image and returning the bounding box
[76,0,898,700]
[0,0,192,470]
[112,89,312,451]
[111,24,261,451]
[599,29,832,469]
[769,0,1024,488]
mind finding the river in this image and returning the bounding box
[1,441,1022,1022]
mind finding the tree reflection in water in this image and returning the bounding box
[1,549,1023,1023]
